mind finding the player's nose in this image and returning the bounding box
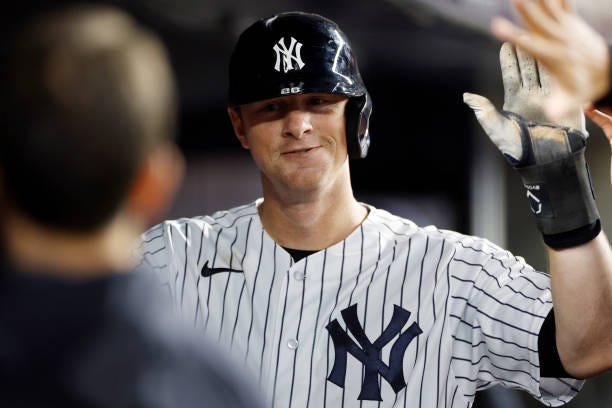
[282,109,312,139]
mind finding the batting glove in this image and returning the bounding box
[464,43,599,249]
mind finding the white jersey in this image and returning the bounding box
[141,199,582,408]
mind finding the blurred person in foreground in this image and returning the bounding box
[0,5,261,407]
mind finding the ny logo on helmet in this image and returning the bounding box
[273,37,305,73]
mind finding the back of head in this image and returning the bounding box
[228,11,372,158]
[0,5,177,231]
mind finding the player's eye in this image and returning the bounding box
[260,103,279,112]
[309,97,325,105]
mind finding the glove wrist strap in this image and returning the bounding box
[516,150,600,248]
[542,220,601,249]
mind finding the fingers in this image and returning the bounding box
[463,93,505,137]
[500,43,522,94]
[559,0,575,14]
[538,0,557,20]
[463,92,524,161]
[463,92,498,121]
[491,17,524,43]
[538,63,553,91]
[598,106,612,116]
[585,108,612,142]
[516,46,541,90]
[539,0,573,21]
[513,0,559,39]
[495,29,559,75]
[500,42,547,92]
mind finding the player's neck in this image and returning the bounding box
[258,176,368,251]
[1,210,140,278]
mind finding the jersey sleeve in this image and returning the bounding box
[447,237,584,406]
[139,218,208,319]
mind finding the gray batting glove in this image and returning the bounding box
[465,43,586,163]
[463,43,599,249]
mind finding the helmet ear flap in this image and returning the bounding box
[346,93,372,159]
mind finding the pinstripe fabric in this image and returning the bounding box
[141,199,583,407]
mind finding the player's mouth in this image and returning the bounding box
[282,146,321,156]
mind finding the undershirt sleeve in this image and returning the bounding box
[538,309,573,378]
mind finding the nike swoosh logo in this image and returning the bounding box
[201,261,243,277]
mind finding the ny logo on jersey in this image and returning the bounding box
[273,37,305,73]
[326,304,422,401]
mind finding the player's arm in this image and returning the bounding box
[547,233,612,377]
[491,0,611,120]
[464,44,612,378]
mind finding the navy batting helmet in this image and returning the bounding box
[228,11,372,159]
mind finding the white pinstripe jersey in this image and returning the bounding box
[141,199,583,408]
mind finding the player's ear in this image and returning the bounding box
[228,107,250,150]
[125,142,185,226]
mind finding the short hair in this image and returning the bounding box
[0,5,177,231]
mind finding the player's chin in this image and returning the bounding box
[282,152,331,172]
[276,165,330,190]
[285,171,326,190]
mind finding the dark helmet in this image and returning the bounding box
[228,11,372,159]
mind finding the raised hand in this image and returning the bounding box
[464,42,586,164]
[464,42,598,249]
[491,0,610,120]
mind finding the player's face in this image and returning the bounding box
[229,93,349,194]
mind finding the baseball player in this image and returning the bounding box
[141,11,612,407]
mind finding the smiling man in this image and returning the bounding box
[141,11,612,407]
[228,92,364,250]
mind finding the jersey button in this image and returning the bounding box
[293,271,305,281]
[287,338,299,350]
